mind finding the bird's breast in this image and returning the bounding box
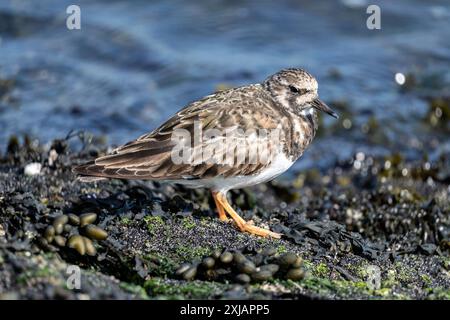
[284,108,318,160]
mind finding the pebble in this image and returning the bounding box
[67,235,86,255]
[38,237,49,248]
[286,268,305,280]
[175,263,191,276]
[24,162,41,176]
[235,273,251,284]
[63,224,72,233]
[68,214,80,226]
[278,253,298,266]
[220,251,233,264]
[80,213,97,227]
[83,224,108,240]
[52,215,69,235]
[251,270,273,282]
[292,256,303,268]
[237,260,256,274]
[233,252,247,264]
[53,214,69,225]
[259,264,279,274]
[83,237,97,256]
[182,266,197,280]
[202,257,215,269]
[54,224,64,235]
[175,249,305,284]
[54,235,66,247]
[40,212,107,257]
[44,226,55,242]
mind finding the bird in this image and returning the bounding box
[73,68,338,239]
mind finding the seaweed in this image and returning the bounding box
[0,136,448,299]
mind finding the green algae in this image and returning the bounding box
[17,266,59,285]
[119,282,149,299]
[144,216,165,236]
[276,244,288,255]
[181,217,196,230]
[313,263,330,278]
[175,245,212,262]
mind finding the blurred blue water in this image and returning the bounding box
[0,0,449,169]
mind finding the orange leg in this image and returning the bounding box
[212,191,228,221]
[214,191,281,239]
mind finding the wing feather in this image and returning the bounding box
[73,85,285,181]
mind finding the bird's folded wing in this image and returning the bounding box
[73,87,284,180]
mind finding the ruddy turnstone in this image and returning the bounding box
[73,68,338,238]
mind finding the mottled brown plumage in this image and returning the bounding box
[73,68,338,238]
[75,85,282,180]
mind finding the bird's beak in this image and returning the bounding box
[312,99,338,119]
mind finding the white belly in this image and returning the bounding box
[172,153,294,192]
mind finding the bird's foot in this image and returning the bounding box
[237,221,281,238]
[212,191,282,239]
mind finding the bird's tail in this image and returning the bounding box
[72,161,108,182]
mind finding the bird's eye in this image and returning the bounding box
[289,85,299,93]
[289,86,309,95]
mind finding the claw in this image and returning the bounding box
[212,191,282,239]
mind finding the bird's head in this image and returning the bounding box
[263,68,338,118]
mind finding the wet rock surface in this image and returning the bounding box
[0,136,449,300]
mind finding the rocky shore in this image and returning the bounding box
[0,134,448,299]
